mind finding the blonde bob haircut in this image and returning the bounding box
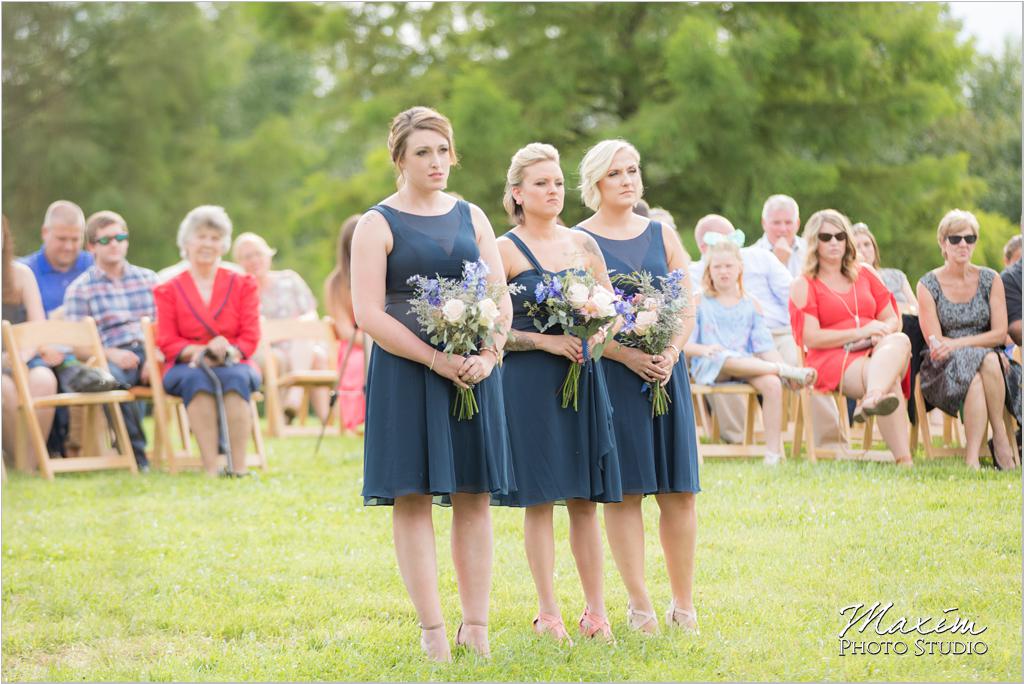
[503,142,561,224]
[387,106,457,188]
[232,232,277,262]
[578,139,642,212]
[936,209,980,242]
[850,222,881,269]
[701,240,745,298]
[803,209,859,280]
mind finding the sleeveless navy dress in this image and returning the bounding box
[578,222,701,495]
[361,200,515,506]
[492,233,621,507]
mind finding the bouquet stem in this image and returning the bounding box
[452,385,480,421]
[649,380,672,417]
[560,362,583,411]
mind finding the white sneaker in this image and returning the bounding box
[763,451,781,466]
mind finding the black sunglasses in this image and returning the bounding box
[818,231,847,243]
[946,234,977,245]
[92,233,129,245]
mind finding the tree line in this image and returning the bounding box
[3,2,1020,299]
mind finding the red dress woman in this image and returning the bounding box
[789,209,913,465]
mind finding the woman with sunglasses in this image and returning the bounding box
[916,210,1020,470]
[789,209,914,465]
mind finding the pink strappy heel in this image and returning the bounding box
[533,612,574,646]
[578,606,614,641]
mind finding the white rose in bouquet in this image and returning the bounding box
[442,298,467,323]
[590,287,618,319]
[634,309,658,333]
[566,283,591,308]
[476,298,500,329]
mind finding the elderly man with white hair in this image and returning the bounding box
[754,194,807,277]
[689,213,842,446]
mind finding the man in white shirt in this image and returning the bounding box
[753,194,807,277]
[690,214,841,446]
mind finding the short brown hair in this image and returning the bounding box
[387,107,457,187]
[85,210,127,244]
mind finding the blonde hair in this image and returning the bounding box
[502,142,561,224]
[803,209,859,280]
[387,106,457,188]
[232,232,276,261]
[578,139,641,211]
[936,209,980,242]
[701,241,744,298]
[850,222,881,269]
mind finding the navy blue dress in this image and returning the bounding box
[493,233,621,508]
[578,222,701,495]
[361,201,515,506]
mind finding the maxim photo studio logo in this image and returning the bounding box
[838,602,988,656]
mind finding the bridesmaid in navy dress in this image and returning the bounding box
[495,143,621,642]
[576,139,701,634]
[350,107,514,661]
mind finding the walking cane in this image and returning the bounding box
[314,326,361,456]
[196,350,236,476]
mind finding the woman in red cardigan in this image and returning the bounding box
[154,205,261,476]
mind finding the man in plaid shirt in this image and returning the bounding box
[64,210,158,470]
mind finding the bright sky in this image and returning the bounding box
[947,1,1022,55]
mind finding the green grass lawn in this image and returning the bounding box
[2,432,1021,681]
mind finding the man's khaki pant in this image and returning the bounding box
[704,327,843,446]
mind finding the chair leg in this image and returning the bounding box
[914,384,934,459]
[21,403,53,480]
[791,392,804,461]
[249,399,267,470]
[801,389,817,463]
[108,403,139,473]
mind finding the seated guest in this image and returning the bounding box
[684,240,816,465]
[1004,234,1021,268]
[2,216,58,467]
[323,214,366,432]
[18,200,93,316]
[153,206,261,477]
[1001,257,1021,346]
[789,209,913,466]
[690,214,842,445]
[753,194,807,277]
[850,223,919,316]
[63,211,158,471]
[232,232,328,423]
[917,210,1019,470]
[851,222,926,423]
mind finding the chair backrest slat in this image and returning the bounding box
[261,317,338,346]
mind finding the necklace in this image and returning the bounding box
[818,276,861,326]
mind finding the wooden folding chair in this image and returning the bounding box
[139,317,266,474]
[689,382,767,462]
[260,317,341,437]
[1,318,138,480]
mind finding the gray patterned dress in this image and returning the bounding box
[919,268,1022,421]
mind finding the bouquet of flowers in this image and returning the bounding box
[407,259,521,420]
[525,270,627,410]
[611,269,690,417]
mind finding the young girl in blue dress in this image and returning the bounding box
[684,239,817,465]
[495,142,621,643]
[350,107,515,661]
[576,139,701,633]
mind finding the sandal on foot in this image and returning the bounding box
[666,600,699,633]
[455,621,490,658]
[533,612,573,646]
[579,606,614,642]
[862,392,899,417]
[778,364,817,388]
[419,622,451,662]
[626,604,658,633]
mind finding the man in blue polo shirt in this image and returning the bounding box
[18,200,93,316]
